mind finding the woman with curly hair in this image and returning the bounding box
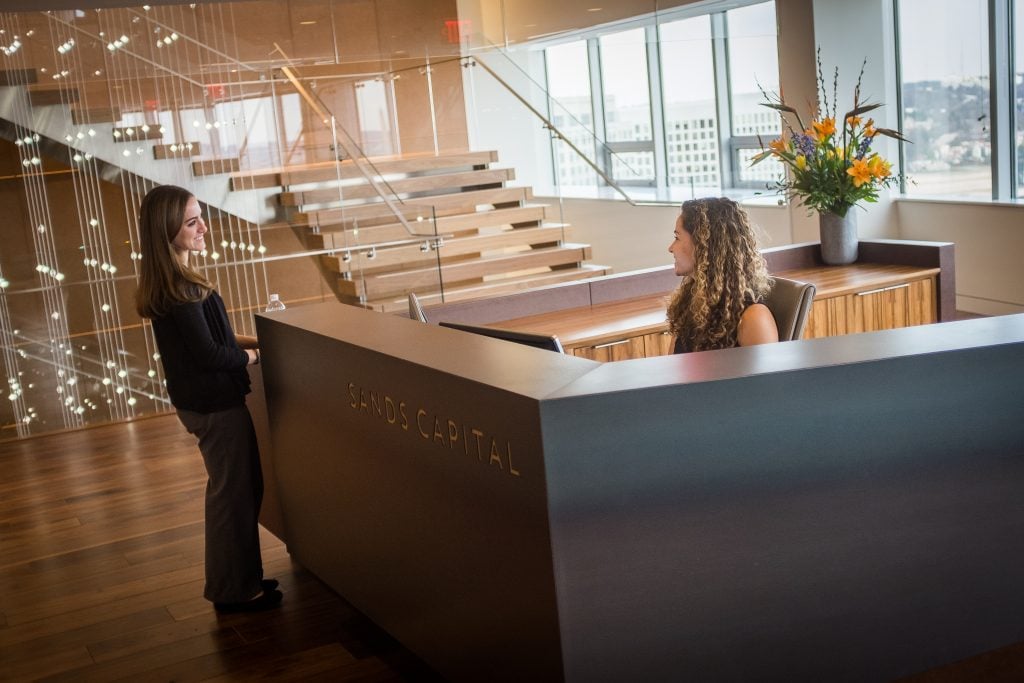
[667,197,779,353]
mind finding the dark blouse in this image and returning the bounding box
[151,290,250,413]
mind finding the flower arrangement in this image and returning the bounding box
[751,52,907,217]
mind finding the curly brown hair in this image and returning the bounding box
[667,197,772,352]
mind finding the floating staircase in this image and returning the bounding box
[3,73,264,224]
[231,150,610,312]
[5,67,609,315]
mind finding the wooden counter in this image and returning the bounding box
[492,262,941,360]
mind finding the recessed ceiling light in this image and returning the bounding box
[587,7,603,11]
[300,20,317,25]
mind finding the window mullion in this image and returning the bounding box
[588,38,609,182]
[990,0,1013,199]
[710,12,734,192]
[646,24,669,191]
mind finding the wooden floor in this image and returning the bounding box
[0,414,441,682]
[2,412,1024,682]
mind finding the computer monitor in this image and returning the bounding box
[438,321,564,354]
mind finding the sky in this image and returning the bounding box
[899,0,990,83]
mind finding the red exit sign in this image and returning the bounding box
[444,19,470,44]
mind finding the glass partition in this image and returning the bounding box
[0,0,782,439]
[0,2,452,438]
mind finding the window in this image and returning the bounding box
[898,0,990,198]
[541,1,780,199]
[726,3,780,137]
[725,2,783,188]
[545,40,599,188]
[599,28,655,185]
[659,15,718,194]
[354,79,396,157]
[1016,0,1024,196]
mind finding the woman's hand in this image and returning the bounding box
[246,348,260,365]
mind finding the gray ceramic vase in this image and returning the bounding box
[818,210,858,265]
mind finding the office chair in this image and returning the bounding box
[763,276,816,341]
[408,292,428,323]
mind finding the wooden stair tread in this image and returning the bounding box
[28,88,79,105]
[229,150,498,190]
[323,224,568,273]
[0,68,39,86]
[311,204,548,249]
[361,266,612,312]
[298,186,534,227]
[192,157,241,175]
[112,126,162,141]
[153,142,203,159]
[71,107,121,124]
[337,244,593,299]
[279,168,515,207]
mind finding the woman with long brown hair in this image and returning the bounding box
[136,184,281,613]
[667,197,779,353]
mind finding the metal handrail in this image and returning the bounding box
[463,55,638,206]
[276,50,646,207]
[125,8,260,74]
[198,234,451,271]
[273,44,436,240]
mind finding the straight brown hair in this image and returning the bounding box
[135,185,212,319]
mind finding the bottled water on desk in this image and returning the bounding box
[265,293,286,312]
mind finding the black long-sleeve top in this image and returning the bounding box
[151,290,250,413]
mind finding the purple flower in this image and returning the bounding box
[793,133,817,157]
[856,137,872,159]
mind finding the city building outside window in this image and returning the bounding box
[542,1,780,199]
[545,40,599,188]
[898,0,991,198]
[598,28,656,186]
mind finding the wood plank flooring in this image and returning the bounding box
[0,414,440,682]
[3,413,1024,682]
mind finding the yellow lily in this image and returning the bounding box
[795,155,807,170]
[847,158,873,187]
[811,117,836,141]
[867,155,891,179]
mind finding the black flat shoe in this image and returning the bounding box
[261,578,279,591]
[214,589,283,614]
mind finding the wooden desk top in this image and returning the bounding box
[496,263,941,350]
[497,294,670,348]
[775,263,940,298]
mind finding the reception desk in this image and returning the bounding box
[255,291,1024,682]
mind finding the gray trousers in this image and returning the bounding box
[177,403,265,603]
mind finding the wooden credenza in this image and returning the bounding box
[495,262,941,361]
[791,263,939,338]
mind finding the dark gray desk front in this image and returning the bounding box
[256,303,1024,682]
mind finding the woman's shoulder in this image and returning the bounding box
[737,302,779,346]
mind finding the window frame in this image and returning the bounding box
[540,0,780,198]
[895,0,1019,200]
